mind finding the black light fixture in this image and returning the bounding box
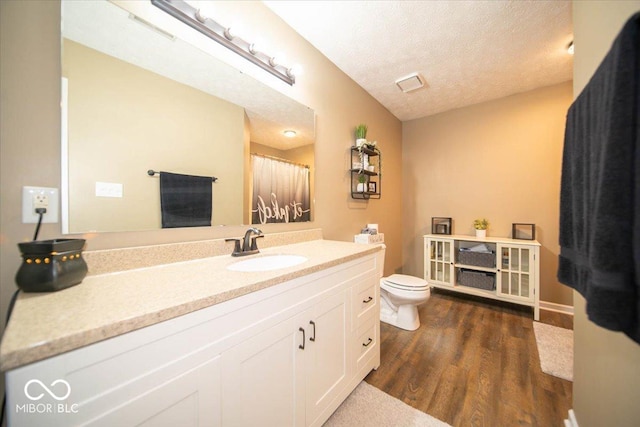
[151,0,296,85]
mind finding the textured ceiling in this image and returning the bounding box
[265,0,573,121]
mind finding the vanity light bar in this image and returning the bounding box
[151,0,295,85]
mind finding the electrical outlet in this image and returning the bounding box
[22,187,59,224]
[33,193,49,210]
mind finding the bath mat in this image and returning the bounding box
[533,322,573,381]
[324,381,451,427]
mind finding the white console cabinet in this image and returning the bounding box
[424,234,540,320]
[5,252,382,427]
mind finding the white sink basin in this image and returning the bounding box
[227,254,308,272]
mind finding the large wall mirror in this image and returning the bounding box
[61,0,315,234]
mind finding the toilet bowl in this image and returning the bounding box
[380,274,430,331]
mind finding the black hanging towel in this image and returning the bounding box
[160,172,212,228]
[557,12,640,344]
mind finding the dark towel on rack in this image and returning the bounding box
[160,172,212,228]
[558,13,640,344]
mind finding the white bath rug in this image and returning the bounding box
[533,321,573,381]
[323,381,451,427]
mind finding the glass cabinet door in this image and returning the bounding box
[498,245,533,301]
[428,239,453,286]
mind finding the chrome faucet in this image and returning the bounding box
[226,228,263,257]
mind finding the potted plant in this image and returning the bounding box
[355,124,368,147]
[473,218,489,238]
[356,174,367,192]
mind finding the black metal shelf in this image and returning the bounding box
[350,145,381,199]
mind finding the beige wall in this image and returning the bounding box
[0,0,403,396]
[572,2,640,426]
[402,82,574,306]
[64,40,245,231]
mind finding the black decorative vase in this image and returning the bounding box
[15,239,88,292]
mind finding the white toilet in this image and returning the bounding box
[380,274,430,331]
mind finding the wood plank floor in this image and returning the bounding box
[365,289,573,427]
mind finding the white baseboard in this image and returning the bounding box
[539,300,574,315]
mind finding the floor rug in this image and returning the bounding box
[323,381,451,427]
[533,321,573,381]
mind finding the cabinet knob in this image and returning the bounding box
[362,338,373,347]
[362,296,373,304]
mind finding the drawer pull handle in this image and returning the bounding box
[362,338,373,347]
[309,320,316,342]
[362,296,373,304]
[298,327,305,350]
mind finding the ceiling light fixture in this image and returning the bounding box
[151,0,295,85]
[283,130,296,138]
[395,73,425,93]
[567,41,574,55]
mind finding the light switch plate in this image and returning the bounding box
[22,186,59,223]
[95,182,123,198]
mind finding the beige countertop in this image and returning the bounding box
[0,239,382,371]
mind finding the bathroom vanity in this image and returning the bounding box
[424,234,540,320]
[1,239,384,426]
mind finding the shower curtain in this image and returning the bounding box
[251,155,311,224]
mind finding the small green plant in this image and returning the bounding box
[473,218,489,230]
[358,174,367,184]
[355,124,368,139]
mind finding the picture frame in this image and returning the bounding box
[368,181,377,193]
[431,217,452,235]
[512,223,536,240]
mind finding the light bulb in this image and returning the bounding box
[194,9,207,23]
[287,64,303,78]
[567,41,574,55]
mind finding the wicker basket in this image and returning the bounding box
[458,269,495,291]
[458,250,495,268]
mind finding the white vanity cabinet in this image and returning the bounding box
[6,303,226,427]
[221,288,350,427]
[5,251,382,427]
[424,234,540,320]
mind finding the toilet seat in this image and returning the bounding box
[382,274,429,291]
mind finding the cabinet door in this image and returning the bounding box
[7,354,222,427]
[497,244,534,301]
[85,356,221,427]
[305,290,350,425]
[221,316,306,427]
[426,238,454,286]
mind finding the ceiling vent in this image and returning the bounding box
[395,73,425,93]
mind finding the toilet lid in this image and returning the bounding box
[382,274,429,291]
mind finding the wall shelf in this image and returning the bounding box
[350,145,381,199]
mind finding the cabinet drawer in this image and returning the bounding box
[355,319,378,373]
[352,272,378,330]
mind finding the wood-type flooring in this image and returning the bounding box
[365,289,573,427]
